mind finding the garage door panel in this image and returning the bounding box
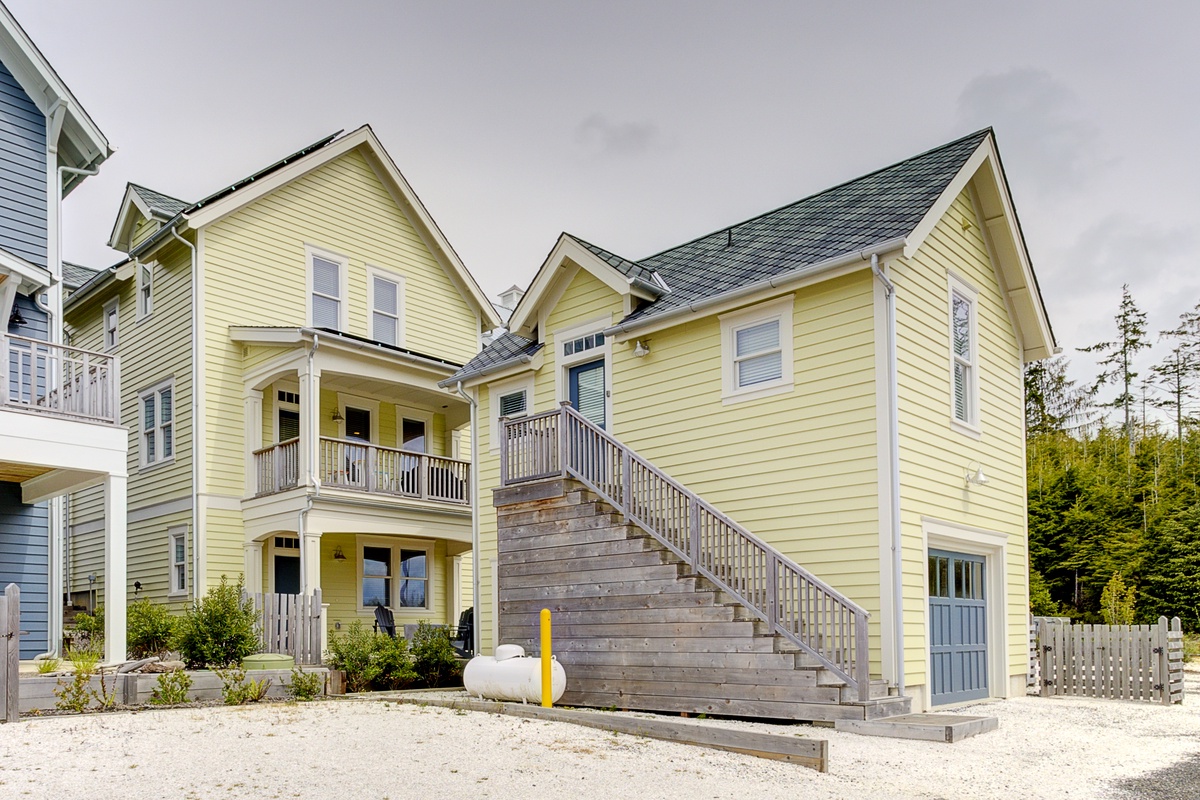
[929,549,988,705]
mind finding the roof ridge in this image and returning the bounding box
[638,128,992,262]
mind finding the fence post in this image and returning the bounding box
[3,584,19,723]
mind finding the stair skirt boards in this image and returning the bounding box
[495,479,911,723]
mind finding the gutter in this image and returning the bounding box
[454,381,481,656]
[170,228,201,603]
[603,237,907,338]
[437,350,536,388]
[871,253,905,696]
[295,327,462,373]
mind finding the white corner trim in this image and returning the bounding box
[873,275,898,685]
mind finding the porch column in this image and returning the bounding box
[243,389,263,497]
[244,541,264,594]
[446,554,461,623]
[103,473,127,664]
[301,529,322,596]
[298,365,322,489]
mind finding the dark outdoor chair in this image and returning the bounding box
[373,604,396,638]
[450,607,474,657]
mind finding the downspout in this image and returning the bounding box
[298,334,321,595]
[871,254,905,695]
[170,228,201,602]
[454,380,480,656]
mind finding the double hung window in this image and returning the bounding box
[141,380,174,466]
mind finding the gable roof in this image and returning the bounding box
[73,126,502,328]
[0,1,110,189]
[456,128,1057,382]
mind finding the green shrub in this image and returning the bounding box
[128,599,178,659]
[150,670,193,705]
[410,622,462,688]
[54,645,114,712]
[285,667,324,702]
[176,575,260,668]
[326,621,416,692]
[73,605,104,646]
[215,667,272,705]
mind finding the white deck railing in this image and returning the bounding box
[253,436,471,506]
[1,333,119,425]
[500,402,872,702]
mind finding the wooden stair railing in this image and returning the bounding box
[500,402,873,702]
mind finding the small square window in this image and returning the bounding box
[719,297,794,404]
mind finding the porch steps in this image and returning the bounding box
[495,479,911,723]
[834,713,999,742]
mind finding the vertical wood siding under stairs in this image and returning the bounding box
[494,479,911,722]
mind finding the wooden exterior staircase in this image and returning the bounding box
[496,403,910,722]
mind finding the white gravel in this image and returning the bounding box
[1,669,1197,800]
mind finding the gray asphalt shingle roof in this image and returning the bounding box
[129,183,189,218]
[62,261,98,290]
[445,129,992,384]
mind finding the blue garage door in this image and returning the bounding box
[929,549,988,704]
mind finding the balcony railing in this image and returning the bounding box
[252,436,471,507]
[1,333,119,425]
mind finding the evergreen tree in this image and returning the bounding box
[1080,285,1149,456]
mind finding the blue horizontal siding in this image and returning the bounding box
[10,292,48,340]
[0,59,46,268]
[0,481,50,658]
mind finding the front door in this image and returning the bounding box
[274,554,300,595]
[343,406,371,486]
[568,358,606,429]
[929,549,988,704]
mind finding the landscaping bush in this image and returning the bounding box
[73,605,104,647]
[128,598,178,658]
[285,667,324,701]
[54,644,114,713]
[176,575,260,668]
[150,670,193,705]
[409,621,462,688]
[325,621,416,692]
[215,667,271,705]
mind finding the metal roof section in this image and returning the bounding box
[440,332,543,387]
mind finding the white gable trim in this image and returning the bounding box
[107,185,157,250]
[0,246,51,290]
[182,126,500,329]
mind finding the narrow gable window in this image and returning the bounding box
[368,269,404,346]
[141,380,174,466]
[103,299,119,350]
[309,250,345,331]
[949,275,980,433]
[719,296,794,404]
[136,262,154,319]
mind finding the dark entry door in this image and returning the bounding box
[568,359,605,429]
[274,555,300,595]
[928,549,988,704]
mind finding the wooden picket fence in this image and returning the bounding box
[1032,616,1185,705]
[250,590,323,666]
[1,584,18,722]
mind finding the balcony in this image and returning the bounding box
[2,333,119,426]
[254,436,470,507]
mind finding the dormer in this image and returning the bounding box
[108,183,189,253]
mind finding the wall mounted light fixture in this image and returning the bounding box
[964,462,990,487]
[331,409,344,423]
[633,340,650,358]
[333,546,347,561]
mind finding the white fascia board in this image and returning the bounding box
[232,326,460,379]
[106,185,155,250]
[0,5,110,166]
[507,234,635,336]
[903,141,991,261]
[183,126,501,330]
[0,246,51,290]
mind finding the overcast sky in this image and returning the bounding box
[14,1,1200,403]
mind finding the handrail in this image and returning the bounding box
[501,402,872,701]
[0,333,119,425]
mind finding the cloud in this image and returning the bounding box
[957,68,1107,195]
[575,114,671,157]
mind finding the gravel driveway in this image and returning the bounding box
[1,669,1196,800]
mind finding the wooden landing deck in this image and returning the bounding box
[834,712,998,742]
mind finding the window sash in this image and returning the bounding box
[371,275,400,345]
[362,545,392,608]
[138,264,153,317]
[397,549,427,608]
[733,319,783,388]
[499,390,527,418]
[104,303,119,349]
[142,386,174,464]
[170,534,186,593]
[311,256,342,330]
[951,290,975,424]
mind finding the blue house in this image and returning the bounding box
[0,1,129,662]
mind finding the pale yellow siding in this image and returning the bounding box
[893,188,1028,687]
[131,214,160,249]
[65,238,195,604]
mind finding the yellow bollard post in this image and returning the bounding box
[540,608,552,707]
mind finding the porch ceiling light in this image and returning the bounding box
[331,409,345,423]
[964,462,989,488]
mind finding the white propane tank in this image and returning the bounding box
[462,644,567,703]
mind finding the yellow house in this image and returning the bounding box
[446,129,1055,715]
[64,126,500,650]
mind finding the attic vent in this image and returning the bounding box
[278,391,300,405]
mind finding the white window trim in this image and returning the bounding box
[275,387,300,443]
[136,260,155,321]
[168,525,188,597]
[920,516,1009,707]
[366,265,406,348]
[948,273,982,438]
[305,244,349,332]
[490,374,534,452]
[553,315,613,432]
[102,298,119,351]
[139,378,175,470]
[355,535,432,613]
[719,295,794,405]
[396,405,434,452]
[337,393,380,444]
